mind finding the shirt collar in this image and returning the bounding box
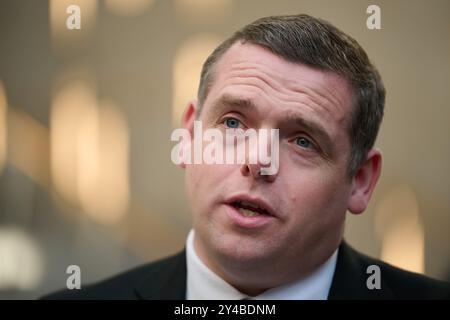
[186,229,338,300]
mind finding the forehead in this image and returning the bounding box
[205,42,354,128]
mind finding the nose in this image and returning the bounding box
[239,131,279,182]
[240,162,277,182]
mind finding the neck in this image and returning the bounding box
[192,233,334,295]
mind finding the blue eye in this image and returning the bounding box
[224,117,240,128]
[295,137,313,149]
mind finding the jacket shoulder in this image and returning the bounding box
[363,253,450,299]
[333,241,450,299]
[41,250,186,300]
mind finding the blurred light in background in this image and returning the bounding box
[51,79,130,225]
[105,0,155,16]
[8,108,50,187]
[0,81,7,174]
[78,100,130,225]
[172,34,221,126]
[51,80,97,206]
[0,227,44,290]
[375,184,425,274]
[49,0,98,53]
[175,0,233,23]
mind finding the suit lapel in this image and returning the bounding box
[134,250,187,300]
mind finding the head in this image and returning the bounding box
[180,14,385,295]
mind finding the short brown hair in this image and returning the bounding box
[197,14,385,177]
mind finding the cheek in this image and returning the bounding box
[282,176,348,252]
[185,164,235,209]
[283,166,350,223]
[187,164,232,188]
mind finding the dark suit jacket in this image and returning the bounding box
[43,241,450,300]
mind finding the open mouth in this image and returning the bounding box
[231,200,272,218]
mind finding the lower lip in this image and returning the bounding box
[224,204,276,229]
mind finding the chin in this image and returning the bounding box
[212,232,278,264]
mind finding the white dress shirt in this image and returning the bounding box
[186,229,338,300]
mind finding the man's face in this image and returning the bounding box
[183,42,357,290]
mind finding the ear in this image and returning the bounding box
[178,100,197,169]
[182,99,197,135]
[347,148,382,214]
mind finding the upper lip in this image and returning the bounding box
[224,194,277,218]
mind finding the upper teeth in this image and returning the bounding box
[234,200,268,217]
[239,208,260,217]
[238,201,262,211]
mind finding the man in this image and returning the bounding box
[44,14,450,300]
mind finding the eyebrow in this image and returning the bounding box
[205,94,258,123]
[214,94,258,110]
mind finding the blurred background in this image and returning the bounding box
[0,0,449,299]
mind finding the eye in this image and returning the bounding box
[295,137,314,149]
[224,117,241,129]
